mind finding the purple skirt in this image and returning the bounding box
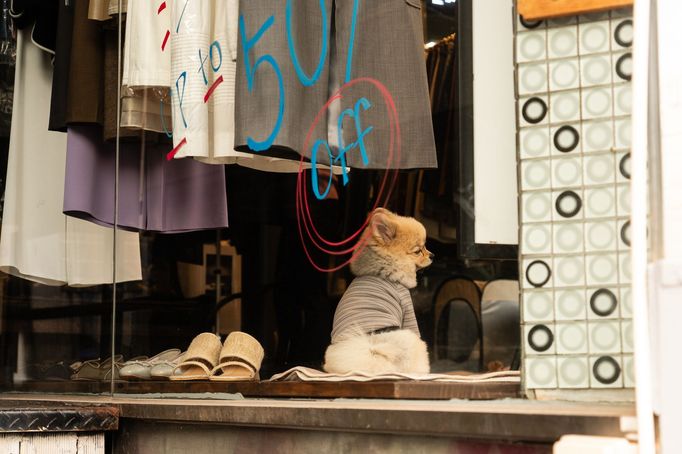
[64,125,228,233]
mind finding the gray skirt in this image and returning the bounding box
[235,0,437,170]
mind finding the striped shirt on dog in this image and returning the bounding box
[331,275,420,343]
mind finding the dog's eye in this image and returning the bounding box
[412,248,421,254]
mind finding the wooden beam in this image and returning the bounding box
[16,379,521,401]
[518,0,633,21]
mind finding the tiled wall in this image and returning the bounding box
[515,9,635,392]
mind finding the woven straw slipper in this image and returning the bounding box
[209,332,264,381]
[169,333,221,381]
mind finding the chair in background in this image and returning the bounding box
[431,277,483,372]
[480,279,520,371]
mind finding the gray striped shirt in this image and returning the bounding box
[331,275,420,343]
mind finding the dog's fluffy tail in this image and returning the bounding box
[323,329,430,375]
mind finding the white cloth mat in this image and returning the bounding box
[268,366,520,383]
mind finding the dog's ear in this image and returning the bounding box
[370,209,396,244]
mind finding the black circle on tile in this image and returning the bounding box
[520,16,543,29]
[593,356,621,385]
[614,19,634,47]
[528,325,554,352]
[616,53,632,81]
[555,190,582,218]
[621,220,631,247]
[590,289,618,317]
[619,153,631,179]
[526,260,552,288]
[553,125,580,153]
[522,97,548,124]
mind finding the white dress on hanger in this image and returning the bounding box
[0,30,142,286]
[120,0,172,134]
[122,0,169,89]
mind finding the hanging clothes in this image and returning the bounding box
[65,0,104,125]
[50,0,105,131]
[118,0,309,171]
[120,0,172,134]
[59,2,228,233]
[102,21,137,141]
[120,87,173,136]
[167,0,301,170]
[90,0,132,143]
[47,0,72,131]
[63,124,229,233]
[0,29,142,286]
[234,0,438,170]
[8,0,58,55]
[418,34,458,236]
[88,0,127,22]
[122,0,169,88]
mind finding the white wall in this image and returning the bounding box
[650,2,682,452]
[472,0,518,245]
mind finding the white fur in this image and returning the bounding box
[323,329,430,375]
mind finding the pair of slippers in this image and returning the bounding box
[170,332,264,381]
[119,349,185,380]
[71,355,127,381]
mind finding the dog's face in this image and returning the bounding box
[368,208,434,271]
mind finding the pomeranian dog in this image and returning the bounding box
[323,208,433,375]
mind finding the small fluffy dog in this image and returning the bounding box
[323,208,433,375]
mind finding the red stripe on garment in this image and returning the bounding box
[203,75,224,103]
[166,137,187,161]
[161,30,170,51]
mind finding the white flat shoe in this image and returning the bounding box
[120,349,182,380]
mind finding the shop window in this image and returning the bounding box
[0,0,634,405]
